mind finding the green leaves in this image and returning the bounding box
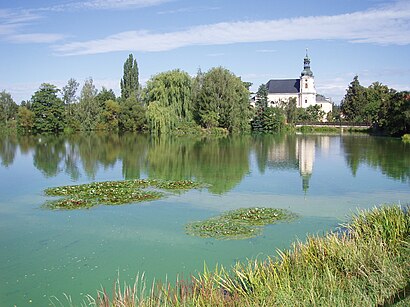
[186,207,297,240]
[31,83,65,133]
[44,179,206,210]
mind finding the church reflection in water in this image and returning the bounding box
[263,135,332,193]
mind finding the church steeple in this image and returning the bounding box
[301,49,313,77]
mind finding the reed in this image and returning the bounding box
[81,205,410,306]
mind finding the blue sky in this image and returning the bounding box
[1,0,409,104]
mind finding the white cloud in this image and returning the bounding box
[43,0,172,11]
[9,33,65,43]
[54,0,410,56]
[157,6,219,15]
[0,8,64,43]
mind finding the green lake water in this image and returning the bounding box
[0,133,409,306]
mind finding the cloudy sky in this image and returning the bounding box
[1,0,409,103]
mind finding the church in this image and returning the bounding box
[263,51,332,119]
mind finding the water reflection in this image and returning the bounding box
[0,133,408,193]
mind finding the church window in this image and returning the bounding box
[305,83,308,89]
[305,99,308,104]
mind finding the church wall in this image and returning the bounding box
[267,93,298,107]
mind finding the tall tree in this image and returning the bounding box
[340,75,367,122]
[31,83,65,133]
[0,90,18,125]
[195,67,251,133]
[120,54,139,100]
[285,97,297,124]
[363,82,391,126]
[252,84,268,131]
[76,78,99,130]
[62,78,79,105]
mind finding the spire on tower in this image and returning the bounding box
[301,49,313,77]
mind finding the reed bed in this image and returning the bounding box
[68,205,410,306]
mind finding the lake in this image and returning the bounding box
[0,132,409,306]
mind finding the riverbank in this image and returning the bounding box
[82,205,409,306]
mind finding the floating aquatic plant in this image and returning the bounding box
[186,207,297,240]
[43,179,206,210]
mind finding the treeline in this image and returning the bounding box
[0,55,251,136]
[340,76,409,136]
[0,55,408,136]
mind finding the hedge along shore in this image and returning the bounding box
[54,205,410,306]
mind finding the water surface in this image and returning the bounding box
[0,133,409,306]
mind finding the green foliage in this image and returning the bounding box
[340,77,408,136]
[0,90,18,126]
[119,97,146,131]
[284,97,297,124]
[145,69,193,134]
[61,78,79,105]
[101,99,120,131]
[17,106,35,134]
[378,91,410,136]
[76,78,100,131]
[341,75,367,122]
[43,179,205,210]
[402,134,410,143]
[186,207,297,240]
[120,54,139,100]
[195,67,251,133]
[252,84,268,132]
[31,83,65,133]
[261,107,286,133]
[296,104,325,122]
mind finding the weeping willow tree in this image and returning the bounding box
[144,69,193,135]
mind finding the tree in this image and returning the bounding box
[62,78,79,105]
[102,99,120,131]
[119,97,146,131]
[144,69,193,134]
[262,107,286,132]
[379,91,410,136]
[363,82,391,126]
[252,84,268,132]
[76,78,100,131]
[284,97,297,124]
[17,106,35,134]
[195,67,251,133]
[120,54,139,100]
[96,87,116,109]
[340,76,367,122]
[0,90,18,126]
[31,83,65,133]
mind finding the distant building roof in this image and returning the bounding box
[266,79,300,94]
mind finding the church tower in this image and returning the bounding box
[299,50,317,108]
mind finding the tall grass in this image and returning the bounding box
[82,205,409,306]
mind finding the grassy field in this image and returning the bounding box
[61,205,409,306]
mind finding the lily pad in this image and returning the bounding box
[43,179,206,210]
[186,207,297,240]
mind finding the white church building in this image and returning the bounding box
[260,51,333,120]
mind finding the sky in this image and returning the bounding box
[1,0,409,104]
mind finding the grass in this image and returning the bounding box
[186,207,297,239]
[43,179,206,210]
[78,204,410,306]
